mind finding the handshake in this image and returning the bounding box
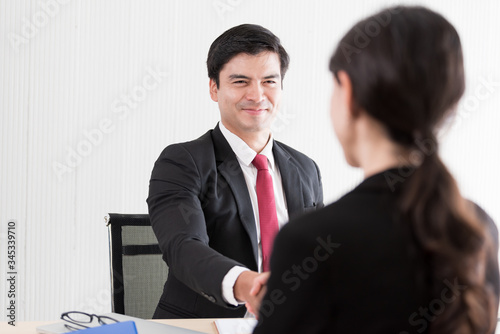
[234,271,271,318]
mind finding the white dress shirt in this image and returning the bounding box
[218,122,289,306]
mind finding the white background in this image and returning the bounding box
[1,0,499,321]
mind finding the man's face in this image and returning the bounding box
[209,51,282,138]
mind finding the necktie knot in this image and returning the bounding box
[252,154,268,171]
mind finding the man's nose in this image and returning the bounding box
[245,82,264,103]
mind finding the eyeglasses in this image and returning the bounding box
[61,311,119,331]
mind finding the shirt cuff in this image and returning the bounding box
[222,266,250,306]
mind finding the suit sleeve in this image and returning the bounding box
[313,160,325,210]
[253,221,334,333]
[147,144,244,308]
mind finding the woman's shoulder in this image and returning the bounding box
[281,186,389,240]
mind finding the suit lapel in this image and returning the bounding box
[211,124,259,265]
[273,142,304,219]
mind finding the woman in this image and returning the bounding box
[252,6,499,334]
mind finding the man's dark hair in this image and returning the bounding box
[207,24,290,88]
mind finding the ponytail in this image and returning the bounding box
[400,142,496,333]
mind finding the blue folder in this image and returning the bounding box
[69,321,137,334]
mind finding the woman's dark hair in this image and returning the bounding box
[207,24,289,88]
[330,6,496,333]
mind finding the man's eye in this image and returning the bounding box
[233,80,246,84]
[265,80,277,84]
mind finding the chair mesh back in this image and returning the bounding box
[107,214,167,319]
[121,225,168,319]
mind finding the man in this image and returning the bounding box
[147,24,324,319]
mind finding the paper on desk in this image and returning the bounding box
[214,319,257,334]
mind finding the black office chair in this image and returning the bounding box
[106,213,168,319]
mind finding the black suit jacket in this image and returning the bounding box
[254,168,499,333]
[147,124,324,318]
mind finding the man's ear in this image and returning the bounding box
[336,70,358,118]
[209,79,218,102]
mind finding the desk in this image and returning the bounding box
[0,319,219,334]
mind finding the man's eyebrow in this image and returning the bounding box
[263,74,280,80]
[228,74,281,80]
[229,74,251,80]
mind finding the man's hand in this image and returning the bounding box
[245,272,270,318]
[234,271,270,318]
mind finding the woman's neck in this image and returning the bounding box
[354,115,411,179]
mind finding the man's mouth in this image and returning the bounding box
[242,108,267,115]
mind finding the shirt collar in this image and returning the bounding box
[219,122,275,171]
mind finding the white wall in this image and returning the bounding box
[1,0,499,321]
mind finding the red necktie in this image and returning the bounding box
[252,154,279,272]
